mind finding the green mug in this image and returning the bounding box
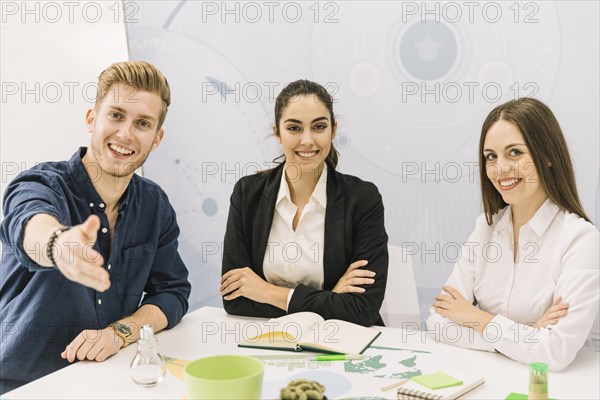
[184,355,264,399]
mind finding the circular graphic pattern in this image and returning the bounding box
[398,20,458,81]
[202,197,218,217]
[334,133,351,150]
[348,62,381,97]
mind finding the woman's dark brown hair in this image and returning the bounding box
[479,98,590,225]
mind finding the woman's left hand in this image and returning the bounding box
[434,285,493,331]
[220,267,270,303]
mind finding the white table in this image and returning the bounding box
[5,306,599,399]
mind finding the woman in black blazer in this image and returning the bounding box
[220,80,388,327]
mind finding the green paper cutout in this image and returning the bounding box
[411,371,463,390]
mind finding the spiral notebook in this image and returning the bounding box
[397,372,485,400]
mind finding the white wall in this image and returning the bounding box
[0,0,129,211]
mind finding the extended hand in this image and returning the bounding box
[332,260,375,294]
[220,267,271,303]
[54,215,110,292]
[534,297,569,328]
[434,285,492,330]
[61,327,122,362]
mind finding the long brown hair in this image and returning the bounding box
[479,98,590,225]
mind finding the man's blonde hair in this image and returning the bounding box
[95,61,171,129]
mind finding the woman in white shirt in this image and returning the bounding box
[427,97,599,371]
[220,80,389,326]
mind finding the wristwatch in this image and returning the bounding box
[109,322,133,348]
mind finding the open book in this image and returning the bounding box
[397,373,485,400]
[238,311,381,354]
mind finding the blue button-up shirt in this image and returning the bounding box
[0,148,191,393]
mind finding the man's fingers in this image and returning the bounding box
[79,215,101,241]
[66,344,79,363]
[86,343,103,361]
[65,345,76,362]
[76,330,102,361]
[65,332,86,362]
[55,240,109,291]
[64,265,110,292]
[78,246,104,267]
[70,256,110,291]
[95,347,114,362]
[76,341,94,361]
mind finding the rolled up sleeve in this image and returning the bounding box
[140,201,191,329]
[0,171,71,272]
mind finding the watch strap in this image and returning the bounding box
[109,322,133,348]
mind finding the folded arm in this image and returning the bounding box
[287,184,389,326]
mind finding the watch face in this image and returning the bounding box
[116,324,132,336]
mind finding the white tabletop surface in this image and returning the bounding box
[4,306,599,399]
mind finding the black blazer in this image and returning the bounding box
[222,163,388,326]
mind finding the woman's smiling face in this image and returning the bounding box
[483,119,547,208]
[275,94,336,177]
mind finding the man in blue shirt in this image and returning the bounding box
[0,61,191,394]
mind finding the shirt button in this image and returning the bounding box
[102,227,108,234]
[107,264,112,270]
[99,203,105,208]
[89,202,94,207]
[97,299,102,305]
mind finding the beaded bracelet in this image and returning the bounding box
[46,226,71,267]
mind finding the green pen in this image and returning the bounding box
[309,354,367,361]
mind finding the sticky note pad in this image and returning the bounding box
[505,393,557,400]
[505,393,528,400]
[411,371,463,390]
